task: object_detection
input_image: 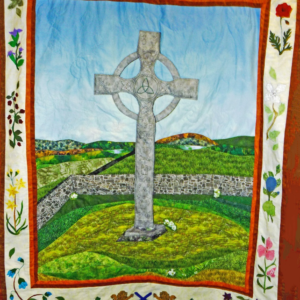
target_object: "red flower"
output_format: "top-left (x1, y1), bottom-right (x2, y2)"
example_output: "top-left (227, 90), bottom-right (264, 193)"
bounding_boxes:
top-left (9, 130), bottom-right (12, 136)
top-left (7, 101), bottom-right (12, 106)
top-left (7, 115), bottom-right (11, 120)
top-left (19, 120), bottom-right (23, 124)
top-left (15, 104), bottom-right (19, 109)
top-left (276, 3), bottom-right (292, 18)
top-left (16, 93), bottom-right (18, 97)
top-left (13, 97), bottom-right (16, 101)
top-left (20, 109), bottom-right (25, 114)
top-left (17, 142), bottom-right (21, 147)
top-left (9, 120), bottom-right (12, 125)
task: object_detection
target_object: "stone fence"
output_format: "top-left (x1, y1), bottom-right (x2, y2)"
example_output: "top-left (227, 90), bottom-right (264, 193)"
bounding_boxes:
top-left (37, 174), bottom-right (253, 229)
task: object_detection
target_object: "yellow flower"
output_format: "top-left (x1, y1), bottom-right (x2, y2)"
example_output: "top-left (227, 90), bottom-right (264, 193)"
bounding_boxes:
top-left (6, 184), bottom-right (19, 197)
top-left (6, 200), bottom-right (17, 210)
top-left (15, 170), bottom-right (20, 176)
top-left (16, 178), bottom-right (26, 190)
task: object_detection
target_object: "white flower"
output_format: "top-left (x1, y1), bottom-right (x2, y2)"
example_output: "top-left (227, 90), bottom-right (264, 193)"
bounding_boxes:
top-left (70, 192), bottom-right (78, 200)
top-left (169, 221), bottom-right (175, 226)
top-left (213, 188), bottom-right (220, 198)
top-left (164, 219), bottom-right (169, 224)
top-left (168, 269), bottom-right (176, 276)
top-left (171, 225), bottom-right (177, 231)
top-left (265, 83), bottom-right (286, 103)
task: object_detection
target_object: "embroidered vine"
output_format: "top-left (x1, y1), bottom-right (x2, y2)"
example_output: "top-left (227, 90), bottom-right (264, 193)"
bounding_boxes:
top-left (257, 236), bottom-right (277, 293)
top-left (6, 169), bottom-right (27, 235)
top-left (269, 3), bottom-right (293, 55)
top-left (6, 81), bottom-right (25, 148)
top-left (7, 248), bottom-right (65, 300)
top-left (7, 28), bottom-right (24, 70)
top-left (8, 0), bottom-right (23, 17)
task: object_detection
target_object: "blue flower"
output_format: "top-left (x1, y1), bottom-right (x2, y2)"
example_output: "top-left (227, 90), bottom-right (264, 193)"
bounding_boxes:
top-left (45, 292), bottom-right (52, 297)
top-left (9, 294), bottom-right (14, 300)
top-left (266, 177), bottom-right (277, 192)
top-left (7, 269), bottom-right (16, 278)
top-left (17, 257), bottom-right (24, 263)
top-left (19, 281), bottom-right (28, 289)
top-left (9, 28), bottom-right (23, 37)
top-left (7, 51), bottom-right (15, 57)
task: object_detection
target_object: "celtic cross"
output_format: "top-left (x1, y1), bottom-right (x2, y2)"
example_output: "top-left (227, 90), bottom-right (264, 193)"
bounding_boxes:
top-left (94, 31), bottom-right (199, 241)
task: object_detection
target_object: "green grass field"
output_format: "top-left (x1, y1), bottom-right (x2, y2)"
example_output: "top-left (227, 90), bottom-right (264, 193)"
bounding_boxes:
top-left (214, 136), bottom-right (255, 148)
top-left (38, 194), bottom-right (251, 285)
top-left (37, 157), bottom-right (113, 189)
top-left (102, 148), bottom-right (254, 177)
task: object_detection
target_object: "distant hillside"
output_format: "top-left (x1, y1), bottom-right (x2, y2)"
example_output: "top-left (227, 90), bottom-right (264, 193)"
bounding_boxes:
top-left (35, 139), bottom-right (135, 151)
top-left (156, 133), bottom-right (218, 147)
top-left (214, 136), bottom-right (255, 148)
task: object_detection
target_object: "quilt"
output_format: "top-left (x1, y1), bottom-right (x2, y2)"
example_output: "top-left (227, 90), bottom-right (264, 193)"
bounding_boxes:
top-left (0, 0), bottom-right (299, 299)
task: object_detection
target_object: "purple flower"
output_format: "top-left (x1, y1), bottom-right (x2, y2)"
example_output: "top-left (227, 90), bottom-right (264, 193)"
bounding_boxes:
top-left (223, 293), bottom-right (232, 300)
top-left (19, 47), bottom-right (23, 52)
top-left (7, 51), bottom-right (15, 57)
top-left (9, 28), bottom-right (23, 37)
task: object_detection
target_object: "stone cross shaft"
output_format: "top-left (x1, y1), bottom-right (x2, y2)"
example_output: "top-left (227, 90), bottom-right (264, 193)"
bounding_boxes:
top-left (95, 31), bottom-right (199, 240)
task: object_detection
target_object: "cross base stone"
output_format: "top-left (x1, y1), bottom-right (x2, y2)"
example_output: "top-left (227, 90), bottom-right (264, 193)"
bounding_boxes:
top-left (117, 224), bottom-right (167, 242)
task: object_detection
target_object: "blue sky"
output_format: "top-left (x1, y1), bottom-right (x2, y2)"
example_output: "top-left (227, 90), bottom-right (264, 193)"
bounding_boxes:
top-left (35, 0), bottom-right (261, 143)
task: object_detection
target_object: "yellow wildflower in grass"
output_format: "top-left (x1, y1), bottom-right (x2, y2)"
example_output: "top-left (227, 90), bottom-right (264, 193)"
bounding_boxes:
top-left (6, 200), bottom-right (17, 210)
top-left (6, 184), bottom-right (19, 197)
top-left (16, 178), bottom-right (26, 190)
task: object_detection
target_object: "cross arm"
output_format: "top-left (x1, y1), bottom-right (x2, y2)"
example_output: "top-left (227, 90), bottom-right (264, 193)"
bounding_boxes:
top-left (157, 78), bottom-right (199, 100)
top-left (94, 75), bottom-right (135, 95)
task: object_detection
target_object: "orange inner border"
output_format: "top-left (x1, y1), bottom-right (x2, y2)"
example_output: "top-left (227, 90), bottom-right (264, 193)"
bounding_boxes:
top-left (27, 0), bottom-right (268, 296)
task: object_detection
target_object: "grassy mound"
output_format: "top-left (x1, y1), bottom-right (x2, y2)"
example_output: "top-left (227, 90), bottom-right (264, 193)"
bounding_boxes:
top-left (38, 204), bottom-right (249, 268)
top-left (101, 148), bottom-right (254, 177)
top-left (214, 136), bottom-right (254, 148)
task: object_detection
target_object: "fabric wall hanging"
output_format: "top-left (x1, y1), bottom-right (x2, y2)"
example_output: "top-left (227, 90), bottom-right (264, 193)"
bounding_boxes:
top-left (0, 0), bottom-right (299, 299)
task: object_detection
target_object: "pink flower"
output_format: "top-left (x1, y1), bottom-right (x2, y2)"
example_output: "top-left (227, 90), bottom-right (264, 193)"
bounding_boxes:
top-left (267, 267), bottom-right (276, 278)
top-left (258, 237), bottom-right (275, 260)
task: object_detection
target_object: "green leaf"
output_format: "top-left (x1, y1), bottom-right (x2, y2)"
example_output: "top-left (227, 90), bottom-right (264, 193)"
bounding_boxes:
top-left (14, 130), bottom-right (22, 136)
top-left (15, 135), bottom-right (23, 142)
top-left (273, 144), bottom-right (279, 150)
top-left (8, 1), bottom-right (18, 9)
top-left (8, 41), bottom-right (16, 47)
top-left (265, 105), bottom-right (272, 114)
top-left (276, 164), bottom-right (281, 175)
top-left (278, 103), bottom-right (285, 115)
top-left (271, 192), bottom-right (279, 198)
top-left (11, 91), bottom-right (15, 96)
top-left (267, 276), bottom-right (271, 282)
top-left (268, 113), bottom-right (273, 123)
top-left (29, 298), bottom-right (37, 300)
top-left (263, 187), bottom-right (268, 195)
top-left (16, 81), bottom-right (19, 89)
top-left (95, 297), bottom-right (101, 300)
top-left (263, 201), bottom-right (276, 217)
top-left (268, 171), bottom-right (274, 177)
top-left (262, 236), bottom-right (265, 244)
top-left (17, 59), bottom-right (24, 67)
top-left (16, 7), bottom-right (21, 17)
top-left (257, 278), bottom-right (264, 288)
top-left (9, 248), bottom-right (15, 258)
top-left (258, 265), bottom-right (265, 274)
top-left (9, 109), bottom-right (14, 113)
top-left (6, 95), bottom-right (11, 99)
top-left (269, 67), bottom-right (277, 80)
top-left (263, 173), bottom-right (268, 181)
top-left (43, 296), bottom-right (47, 300)
top-left (266, 286), bottom-right (274, 290)
top-left (9, 54), bottom-right (16, 65)
top-left (17, 0), bottom-right (23, 6)
top-left (269, 31), bottom-right (281, 53)
top-left (256, 274), bottom-right (264, 277)
top-left (9, 140), bottom-right (15, 148)
top-left (269, 130), bottom-right (280, 142)
top-left (11, 32), bottom-right (19, 43)
top-left (56, 297), bottom-right (65, 300)
top-left (276, 178), bottom-right (281, 187)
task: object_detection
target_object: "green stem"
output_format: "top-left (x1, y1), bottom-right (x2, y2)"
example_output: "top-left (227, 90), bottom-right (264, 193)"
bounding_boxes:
top-left (263, 257), bottom-right (267, 293)
top-left (15, 43), bottom-right (19, 70)
top-left (280, 18), bottom-right (283, 53)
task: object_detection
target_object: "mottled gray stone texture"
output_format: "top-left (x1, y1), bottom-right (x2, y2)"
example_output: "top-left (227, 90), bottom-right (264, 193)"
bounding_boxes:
top-left (94, 30), bottom-right (199, 232)
top-left (37, 174), bottom-right (253, 230)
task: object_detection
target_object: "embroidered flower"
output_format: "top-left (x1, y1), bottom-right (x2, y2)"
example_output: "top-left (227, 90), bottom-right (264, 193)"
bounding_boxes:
top-left (7, 51), bottom-right (15, 57)
top-left (6, 184), bottom-right (19, 197)
top-left (276, 3), bottom-right (292, 18)
top-left (9, 28), bottom-right (23, 37)
top-left (258, 237), bottom-right (275, 260)
top-left (168, 269), bottom-right (176, 276)
top-left (18, 281), bottom-right (28, 289)
top-left (17, 257), bottom-right (24, 263)
top-left (7, 269), bottom-right (16, 278)
top-left (15, 178), bottom-right (26, 190)
top-left (6, 200), bottom-right (17, 210)
top-left (265, 83), bottom-right (286, 103)
top-left (222, 292), bottom-right (232, 300)
top-left (45, 292), bottom-right (52, 297)
top-left (19, 47), bottom-right (23, 52)
top-left (267, 267), bottom-right (276, 278)
top-left (266, 176), bottom-right (277, 192)
top-left (70, 192), bottom-right (78, 200)
top-left (9, 294), bottom-right (14, 300)
top-left (214, 188), bottom-right (220, 198)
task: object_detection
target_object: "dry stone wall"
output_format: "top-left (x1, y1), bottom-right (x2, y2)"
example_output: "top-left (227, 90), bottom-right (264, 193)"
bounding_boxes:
top-left (37, 174), bottom-right (253, 229)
